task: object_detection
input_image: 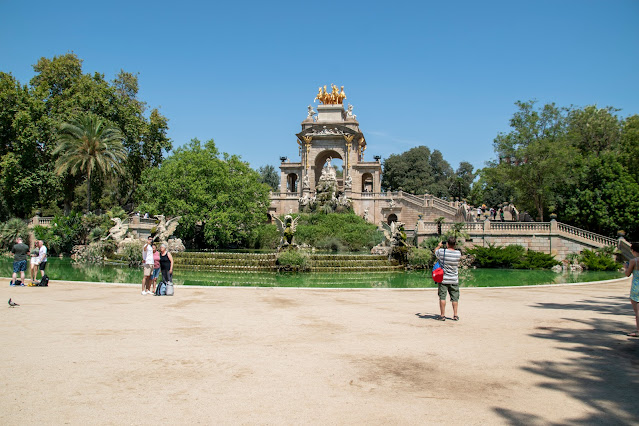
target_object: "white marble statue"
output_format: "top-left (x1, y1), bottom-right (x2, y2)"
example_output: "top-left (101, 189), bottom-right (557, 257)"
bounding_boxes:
top-left (102, 217), bottom-right (129, 243)
top-left (344, 174), bottom-right (352, 189)
top-left (302, 174), bottom-right (310, 189)
top-left (307, 105), bottom-right (316, 118)
top-left (155, 215), bottom-right (182, 243)
top-left (346, 104), bottom-right (356, 120)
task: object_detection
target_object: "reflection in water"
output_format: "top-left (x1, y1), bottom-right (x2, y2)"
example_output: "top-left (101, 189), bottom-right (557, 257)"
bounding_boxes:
top-left (1, 258), bottom-right (622, 288)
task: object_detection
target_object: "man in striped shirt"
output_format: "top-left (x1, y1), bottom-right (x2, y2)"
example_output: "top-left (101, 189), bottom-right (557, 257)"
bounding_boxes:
top-left (434, 236), bottom-right (462, 321)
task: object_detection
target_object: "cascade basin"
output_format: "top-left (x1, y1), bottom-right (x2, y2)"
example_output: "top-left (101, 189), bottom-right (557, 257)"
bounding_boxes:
top-left (1, 257), bottom-right (623, 288)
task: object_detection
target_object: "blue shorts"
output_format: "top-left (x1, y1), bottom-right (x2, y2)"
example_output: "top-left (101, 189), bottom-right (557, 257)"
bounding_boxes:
top-left (152, 268), bottom-right (160, 280)
top-left (13, 260), bottom-right (27, 273)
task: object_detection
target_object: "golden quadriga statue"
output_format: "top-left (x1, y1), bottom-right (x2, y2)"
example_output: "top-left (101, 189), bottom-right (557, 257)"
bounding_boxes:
top-left (314, 84), bottom-right (346, 105)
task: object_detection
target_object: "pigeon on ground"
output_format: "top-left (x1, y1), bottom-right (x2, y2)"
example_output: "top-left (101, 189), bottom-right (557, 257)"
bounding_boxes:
top-left (8, 298), bottom-right (19, 307)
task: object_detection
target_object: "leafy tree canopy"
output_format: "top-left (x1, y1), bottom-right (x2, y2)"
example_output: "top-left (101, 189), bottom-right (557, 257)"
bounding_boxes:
top-left (137, 139), bottom-right (271, 249)
top-left (0, 53), bottom-right (171, 219)
top-left (258, 164), bottom-right (279, 191)
top-left (382, 146), bottom-right (453, 197)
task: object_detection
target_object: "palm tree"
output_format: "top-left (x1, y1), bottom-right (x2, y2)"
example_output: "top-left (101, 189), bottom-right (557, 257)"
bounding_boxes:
top-left (434, 216), bottom-right (446, 236)
top-left (54, 115), bottom-right (126, 212)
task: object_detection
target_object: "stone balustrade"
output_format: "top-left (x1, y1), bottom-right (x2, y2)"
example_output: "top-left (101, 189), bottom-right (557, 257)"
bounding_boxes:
top-left (415, 219), bottom-right (619, 261)
top-left (30, 216), bottom-right (53, 227)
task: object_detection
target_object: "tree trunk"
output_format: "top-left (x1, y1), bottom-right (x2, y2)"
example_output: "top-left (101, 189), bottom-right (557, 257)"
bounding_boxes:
top-left (86, 173), bottom-right (92, 213)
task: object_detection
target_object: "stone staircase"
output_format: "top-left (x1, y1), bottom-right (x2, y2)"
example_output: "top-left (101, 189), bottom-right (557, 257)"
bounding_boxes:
top-left (308, 254), bottom-right (401, 272)
top-left (172, 252), bottom-right (401, 272)
top-left (172, 252), bottom-right (277, 271)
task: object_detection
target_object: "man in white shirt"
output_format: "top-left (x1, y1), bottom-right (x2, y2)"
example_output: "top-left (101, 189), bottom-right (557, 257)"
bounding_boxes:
top-left (142, 236), bottom-right (154, 295)
top-left (36, 240), bottom-right (48, 281)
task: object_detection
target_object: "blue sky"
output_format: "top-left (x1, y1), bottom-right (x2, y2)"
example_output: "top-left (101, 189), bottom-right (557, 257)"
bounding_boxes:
top-left (1, 0), bottom-right (638, 172)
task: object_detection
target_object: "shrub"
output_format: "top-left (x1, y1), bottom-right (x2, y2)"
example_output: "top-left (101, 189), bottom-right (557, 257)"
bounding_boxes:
top-left (316, 236), bottom-right (346, 252)
top-left (34, 212), bottom-right (84, 255)
top-left (420, 236), bottom-right (442, 251)
top-left (246, 224), bottom-right (280, 249)
top-left (294, 213), bottom-right (382, 251)
top-left (106, 206), bottom-right (127, 220)
top-left (113, 240), bottom-right (145, 267)
top-left (72, 240), bottom-right (118, 264)
top-left (407, 248), bottom-right (433, 269)
top-left (276, 248), bottom-right (309, 271)
top-left (466, 243), bottom-right (525, 268)
top-left (579, 248), bottom-right (620, 271)
top-left (0, 218), bottom-right (29, 250)
top-left (513, 250), bottom-right (560, 269)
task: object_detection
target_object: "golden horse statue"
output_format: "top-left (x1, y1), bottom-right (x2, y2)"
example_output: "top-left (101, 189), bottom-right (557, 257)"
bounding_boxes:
top-left (314, 84), bottom-right (347, 105)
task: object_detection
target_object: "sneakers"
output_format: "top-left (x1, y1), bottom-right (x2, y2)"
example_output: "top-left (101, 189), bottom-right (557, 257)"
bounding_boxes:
top-left (142, 291), bottom-right (147, 295)
top-left (9, 281), bottom-right (14, 286)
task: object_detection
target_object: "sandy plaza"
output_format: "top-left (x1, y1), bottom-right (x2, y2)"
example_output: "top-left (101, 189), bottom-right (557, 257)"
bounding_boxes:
top-left (1, 277), bottom-right (638, 425)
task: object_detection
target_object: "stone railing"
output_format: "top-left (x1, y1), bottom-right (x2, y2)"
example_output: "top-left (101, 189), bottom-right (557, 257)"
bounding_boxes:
top-left (556, 222), bottom-right (617, 246)
top-left (30, 216), bottom-right (54, 227)
top-left (416, 220), bottom-right (617, 249)
top-left (490, 222), bottom-right (550, 232)
top-left (270, 192), bottom-right (301, 198)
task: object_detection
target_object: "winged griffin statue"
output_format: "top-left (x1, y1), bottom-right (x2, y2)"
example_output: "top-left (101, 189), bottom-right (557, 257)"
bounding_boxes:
top-left (102, 217), bottom-right (129, 243)
top-left (274, 214), bottom-right (300, 247)
top-left (381, 221), bottom-right (407, 247)
top-left (154, 215), bottom-right (182, 242)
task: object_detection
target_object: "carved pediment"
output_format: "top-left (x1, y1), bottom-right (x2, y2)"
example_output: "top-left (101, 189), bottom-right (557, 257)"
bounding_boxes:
top-left (297, 124), bottom-right (361, 140)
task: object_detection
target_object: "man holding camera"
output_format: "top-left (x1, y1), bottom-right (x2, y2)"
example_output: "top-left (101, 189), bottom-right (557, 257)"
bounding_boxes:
top-left (434, 236), bottom-right (462, 321)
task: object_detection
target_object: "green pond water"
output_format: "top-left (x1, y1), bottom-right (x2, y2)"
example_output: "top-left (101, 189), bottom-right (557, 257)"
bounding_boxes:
top-left (1, 257), bottom-right (623, 288)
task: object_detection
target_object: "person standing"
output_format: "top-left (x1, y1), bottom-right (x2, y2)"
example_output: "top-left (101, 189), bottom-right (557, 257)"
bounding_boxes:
top-left (35, 240), bottom-right (47, 282)
top-left (434, 236), bottom-right (462, 321)
top-left (10, 237), bottom-right (29, 286)
top-left (142, 236), bottom-right (154, 295)
top-left (623, 242), bottom-right (639, 337)
top-left (151, 244), bottom-right (160, 294)
top-left (159, 243), bottom-right (174, 284)
top-left (29, 242), bottom-right (40, 285)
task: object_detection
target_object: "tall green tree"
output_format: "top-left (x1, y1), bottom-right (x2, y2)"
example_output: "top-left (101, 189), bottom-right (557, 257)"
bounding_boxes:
top-left (492, 100), bottom-right (572, 221)
top-left (258, 164), bottom-right (279, 191)
top-left (0, 53), bottom-right (171, 217)
top-left (381, 146), bottom-right (453, 197)
top-left (53, 115), bottom-right (126, 212)
top-left (137, 139), bottom-right (271, 248)
top-left (619, 114), bottom-right (639, 184)
top-left (449, 161), bottom-right (475, 200)
top-left (566, 105), bottom-right (622, 155)
top-left (557, 153), bottom-right (639, 236)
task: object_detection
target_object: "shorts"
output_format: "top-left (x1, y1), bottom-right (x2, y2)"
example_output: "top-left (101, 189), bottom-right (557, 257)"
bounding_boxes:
top-left (438, 283), bottom-right (460, 302)
top-left (13, 260), bottom-right (27, 273)
top-left (30, 257), bottom-right (40, 267)
top-left (39, 261), bottom-right (47, 271)
top-left (143, 264), bottom-right (153, 277)
top-left (152, 268), bottom-right (160, 280)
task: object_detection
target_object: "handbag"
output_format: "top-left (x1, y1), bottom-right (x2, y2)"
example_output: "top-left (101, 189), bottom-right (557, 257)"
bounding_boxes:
top-left (432, 249), bottom-right (446, 283)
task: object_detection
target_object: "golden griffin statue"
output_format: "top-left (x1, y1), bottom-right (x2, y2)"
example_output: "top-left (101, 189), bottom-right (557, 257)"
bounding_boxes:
top-left (314, 84), bottom-right (346, 105)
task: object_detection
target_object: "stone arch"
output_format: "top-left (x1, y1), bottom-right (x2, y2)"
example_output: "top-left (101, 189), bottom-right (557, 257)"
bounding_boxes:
top-left (286, 173), bottom-right (298, 192)
top-left (314, 150), bottom-right (343, 187)
top-left (361, 172), bottom-right (373, 192)
top-left (387, 214), bottom-right (398, 225)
